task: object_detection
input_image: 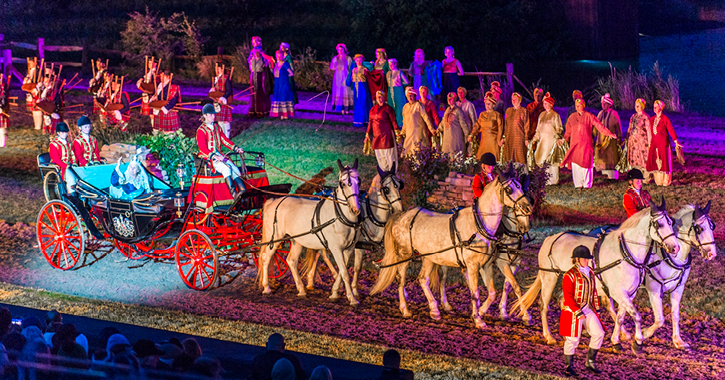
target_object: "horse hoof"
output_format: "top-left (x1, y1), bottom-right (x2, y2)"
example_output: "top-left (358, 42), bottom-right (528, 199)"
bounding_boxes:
top-left (430, 312), bottom-right (441, 321)
top-left (305, 285), bottom-right (315, 291)
top-left (349, 300), bottom-right (360, 307)
top-left (675, 341), bottom-right (690, 350)
top-left (499, 313), bottom-right (509, 320)
top-left (297, 293), bottom-right (307, 298)
top-left (353, 290), bottom-right (360, 298)
top-left (523, 316), bottom-right (533, 326)
top-left (262, 289), bottom-right (272, 295)
top-left (402, 311), bottom-right (412, 318)
top-left (329, 294), bottom-right (340, 300)
top-left (443, 304), bottom-right (453, 312)
top-left (546, 336), bottom-right (556, 345)
top-left (632, 341), bottom-right (644, 355)
top-left (612, 343), bottom-right (623, 353)
top-left (474, 319), bottom-right (486, 329)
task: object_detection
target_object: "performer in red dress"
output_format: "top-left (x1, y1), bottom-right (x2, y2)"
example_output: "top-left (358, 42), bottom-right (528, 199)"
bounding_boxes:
top-left (366, 90), bottom-right (398, 172)
top-left (471, 153), bottom-right (498, 198)
top-left (646, 100), bottom-right (681, 187)
top-left (418, 86), bottom-right (440, 147)
top-left (152, 70), bottom-right (181, 133)
top-left (210, 63), bottom-right (234, 137)
top-left (623, 169), bottom-right (652, 218)
top-left (72, 116), bottom-right (102, 167)
top-left (560, 245), bottom-right (604, 376)
top-left (197, 104), bottom-right (246, 198)
top-left (49, 122), bottom-right (78, 194)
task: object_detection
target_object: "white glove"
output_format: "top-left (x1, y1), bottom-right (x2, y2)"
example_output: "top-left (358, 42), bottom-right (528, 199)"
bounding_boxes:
top-left (219, 97), bottom-right (227, 105)
top-left (114, 110), bottom-right (122, 121)
top-left (152, 108), bottom-right (160, 116)
top-left (43, 115), bottom-right (51, 126)
top-left (51, 113), bottom-right (60, 120)
top-left (161, 106), bottom-right (169, 114)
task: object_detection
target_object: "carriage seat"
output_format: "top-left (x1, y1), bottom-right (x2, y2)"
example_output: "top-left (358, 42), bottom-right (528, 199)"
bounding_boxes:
top-left (38, 153), bottom-right (52, 166)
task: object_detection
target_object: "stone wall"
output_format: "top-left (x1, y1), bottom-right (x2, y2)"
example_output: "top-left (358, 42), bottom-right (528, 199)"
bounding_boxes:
top-left (426, 171), bottom-right (475, 210)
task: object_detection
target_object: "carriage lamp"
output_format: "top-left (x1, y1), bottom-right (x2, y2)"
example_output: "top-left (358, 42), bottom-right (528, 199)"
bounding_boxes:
top-left (176, 163), bottom-right (186, 189)
top-left (174, 192), bottom-right (185, 218)
top-left (255, 154), bottom-right (263, 167)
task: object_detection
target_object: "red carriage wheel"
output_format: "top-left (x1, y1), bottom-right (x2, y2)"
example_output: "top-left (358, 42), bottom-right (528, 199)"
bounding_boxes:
top-left (175, 229), bottom-right (219, 290)
top-left (114, 240), bottom-right (145, 260)
top-left (252, 239), bottom-right (290, 279)
top-left (36, 201), bottom-right (86, 270)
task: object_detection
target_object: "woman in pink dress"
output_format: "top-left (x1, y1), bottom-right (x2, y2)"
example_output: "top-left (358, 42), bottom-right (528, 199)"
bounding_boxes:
top-left (329, 43), bottom-right (354, 114)
top-left (626, 98), bottom-right (651, 178)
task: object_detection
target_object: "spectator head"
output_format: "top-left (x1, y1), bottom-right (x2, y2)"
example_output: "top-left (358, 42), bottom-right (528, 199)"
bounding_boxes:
top-left (2, 332), bottom-right (26, 353)
top-left (45, 310), bottom-right (62, 327)
top-left (106, 333), bottom-right (131, 360)
top-left (21, 326), bottom-right (44, 344)
top-left (266, 333), bottom-right (285, 352)
top-left (133, 339), bottom-right (164, 359)
top-left (382, 349), bottom-right (401, 369)
top-left (190, 356), bottom-right (225, 379)
top-left (309, 365), bottom-right (333, 380)
top-left (55, 323), bottom-right (80, 345)
top-left (182, 338), bottom-right (202, 360)
top-left (21, 316), bottom-right (44, 332)
top-left (21, 337), bottom-right (50, 364)
top-left (158, 342), bottom-right (183, 367)
top-left (111, 351), bottom-right (140, 376)
top-left (271, 358), bottom-right (296, 380)
top-left (0, 308), bottom-right (11, 338)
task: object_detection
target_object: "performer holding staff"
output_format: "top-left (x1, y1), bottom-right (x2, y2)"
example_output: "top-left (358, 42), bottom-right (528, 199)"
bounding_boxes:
top-left (0, 73), bottom-right (10, 147)
top-left (24, 59), bottom-right (45, 130)
top-left (137, 57), bottom-right (159, 126)
top-left (209, 61), bottom-right (233, 137)
top-left (36, 65), bottom-right (63, 135)
top-left (149, 69), bottom-right (181, 133)
top-left (107, 75), bottom-right (131, 131)
top-left (89, 60), bottom-right (108, 116)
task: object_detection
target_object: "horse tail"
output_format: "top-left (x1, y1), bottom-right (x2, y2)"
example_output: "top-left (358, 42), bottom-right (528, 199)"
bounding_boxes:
top-left (299, 248), bottom-right (318, 278)
top-left (511, 272), bottom-right (542, 318)
top-left (370, 213), bottom-right (404, 295)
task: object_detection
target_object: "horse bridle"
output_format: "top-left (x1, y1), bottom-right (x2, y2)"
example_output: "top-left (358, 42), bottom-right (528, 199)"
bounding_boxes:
top-left (379, 173), bottom-right (403, 207)
top-left (499, 178), bottom-right (531, 219)
top-left (688, 215), bottom-right (717, 258)
top-left (649, 211), bottom-right (677, 254)
top-left (337, 169), bottom-right (360, 207)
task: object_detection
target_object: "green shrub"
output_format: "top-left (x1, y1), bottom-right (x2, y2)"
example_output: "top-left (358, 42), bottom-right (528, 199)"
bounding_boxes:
top-left (134, 130), bottom-right (198, 186)
top-left (593, 62), bottom-right (682, 112)
top-left (398, 143), bottom-right (452, 209)
top-left (231, 44), bottom-right (252, 85)
top-left (499, 161), bottom-right (548, 218)
top-left (293, 47), bottom-right (333, 92)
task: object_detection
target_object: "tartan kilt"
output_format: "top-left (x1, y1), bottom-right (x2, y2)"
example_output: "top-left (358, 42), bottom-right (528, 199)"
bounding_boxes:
top-left (107, 112), bottom-right (131, 124)
top-left (140, 102), bottom-right (151, 116)
top-left (216, 104), bottom-right (232, 122)
top-left (0, 115), bottom-right (8, 129)
top-left (92, 100), bottom-right (103, 115)
top-left (26, 94), bottom-right (36, 111)
top-left (155, 111), bottom-right (180, 132)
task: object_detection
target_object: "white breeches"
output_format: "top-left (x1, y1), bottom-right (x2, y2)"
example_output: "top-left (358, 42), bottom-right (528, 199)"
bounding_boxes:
top-left (563, 307), bottom-right (605, 355)
top-left (572, 162), bottom-right (593, 188)
top-left (218, 122), bottom-right (231, 138)
top-left (213, 159), bottom-right (241, 179)
top-left (375, 147), bottom-right (398, 172)
top-left (65, 168), bottom-right (78, 191)
top-left (32, 110), bottom-right (43, 130)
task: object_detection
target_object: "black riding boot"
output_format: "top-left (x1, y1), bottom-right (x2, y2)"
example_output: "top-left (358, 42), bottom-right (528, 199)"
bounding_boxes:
top-left (225, 177), bottom-right (238, 199)
top-left (233, 177), bottom-right (246, 198)
top-left (586, 348), bottom-right (602, 374)
top-left (564, 355), bottom-right (577, 377)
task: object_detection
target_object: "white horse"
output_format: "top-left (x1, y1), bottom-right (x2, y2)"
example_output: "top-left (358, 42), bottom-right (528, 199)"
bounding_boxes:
top-left (371, 168), bottom-right (532, 329)
top-left (438, 205), bottom-right (532, 324)
top-left (257, 159), bottom-right (362, 305)
top-left (603, 202), bottom-right (717, 350)
top-left (302, 164), bottom-right (405, 298)
top-left (512, 198), bottom-right (680, 351)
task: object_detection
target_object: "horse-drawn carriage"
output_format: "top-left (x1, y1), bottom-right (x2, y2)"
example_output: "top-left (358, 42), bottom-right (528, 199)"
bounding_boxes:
top-left (36, 150), bottom-right (292, 290)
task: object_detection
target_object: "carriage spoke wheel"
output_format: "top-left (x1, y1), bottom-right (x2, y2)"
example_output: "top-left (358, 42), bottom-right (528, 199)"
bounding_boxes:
top-left (252, 240), bottom-right (290, 279)
top-left (36, 201), bottom-right (85, 270)
top-left (114, 240), bottom-right (145, 260)
top-left (175, 229), bottom-right (219, 290)
top-left (43, 172), bottom-right (63, 202)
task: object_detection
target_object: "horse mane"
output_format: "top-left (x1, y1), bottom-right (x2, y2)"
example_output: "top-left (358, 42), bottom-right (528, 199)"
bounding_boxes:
top-left (617, 208), bottom-right (649, 230)
top-left (673, 205), bottom-right (695, 220)
top-left (673, 204), bottom-right (695, 229)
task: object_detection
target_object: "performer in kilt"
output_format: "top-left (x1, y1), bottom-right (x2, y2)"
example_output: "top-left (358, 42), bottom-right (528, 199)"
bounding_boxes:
top-left (210, 62), bottom-right (233, 137)
top-left (0, 74), bottom-right (9, 147)
top-left (89, 61), bottom-right (108, 117)
top-left (38, 71), bottom-right (61, 135)
top-left (471, 153), bottom-right (498, 198)
top-left (561, 245), bottom-right (604, 376)
top-left (72, 116), bottom-right (102, 167)
top-left (24, 59), bottom-right (43, 130)
top-left (152, 70), bottom-right (181, 133)
top-left (49, 122), bottom-right (78, 194)
top-left (197, 104), bottom-right (247, 199)
top-left (137, 59), bottom-right (158, 126)
top-left (107, 79), bottom-right (131, 131)
top-left (622, 168), bottom-right (652, 218)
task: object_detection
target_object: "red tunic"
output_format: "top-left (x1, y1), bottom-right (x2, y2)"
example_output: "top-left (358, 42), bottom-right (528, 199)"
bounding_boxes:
top-left (623, 187), bottom-right (652, 218)
top-left (561, 111), bottom-right (615, 169)
top-left (646, 114), bottom-right (678, 173)
top-left (72, 134), bottom-right (101, 166)
top-left (472, 172), bottom-right (497, 198)
top-left (421, 99), bottom-right (440, 144)
top-left (212, 74), bottom-right (233, 123)
top-left (49, 138), bottom-right (76, 180)
top-left (197, 122), bottom-right (237, 160)
top-left (525, 101), bottom-right (544, 141)
top-left (154, 84), bottom-right (181, 132)
top-left (366, 104), bottom-right (398, 149)
top-left (560, 266), bottom-right (601, 338)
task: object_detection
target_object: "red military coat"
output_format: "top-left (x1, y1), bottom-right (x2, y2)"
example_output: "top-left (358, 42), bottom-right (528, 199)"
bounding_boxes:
top-left (472, 172), bottom-right (497, 198)
top-left (623, 187), bottom-right (652, 218)
top-left (197, 122), bottom-right (238, 160)
top-left (366, 104), bottom-right (398, 149)
top-left (72, 134), bottom-right (101, 166)
top-left (561, 111), bottom-right (615, 169)
top-left (49, 137), bottom-right (76, 180)
top-left (560, 266), bottom-right (601, 338)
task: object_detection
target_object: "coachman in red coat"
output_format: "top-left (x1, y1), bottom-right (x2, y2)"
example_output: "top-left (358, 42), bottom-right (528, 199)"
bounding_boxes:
top-left (72, 116), bottom-right (102, 166)
top-left (561, 245), bottom-right (605, 376)
top-left (623, 169), bottom-right (652, 218)
top-left (471, 152), bottom-right (498, 198)
top-left (197, 104), bottom-right (246, 198)
top-left (48, 122), bottom-right (79, 194)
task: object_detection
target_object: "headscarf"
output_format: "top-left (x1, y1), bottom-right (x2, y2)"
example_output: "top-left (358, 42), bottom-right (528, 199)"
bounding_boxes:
top-left (405, 87), bottom-right (417, 97)
top-left (457, 86), bottom-right (467, 96)
top-left (543, 92), bottom-right (555, 106)
top-left (335, 43), bottom-right (348, 55)
top-left (572, 90), bottom-right (583, 100)
top-left (635, 98), bottom-right (646, 109)
top-left (511, 92), bottom-right (522, 101)
top-left (279, 42), bottom-right (290, 52)
top-left (534, 88), bottom-right (544, 97)
top-left (491, 86), bottom-right (503, 96)
top-left (484, 91), bottom-right (496, 105)
top-left (490, 81), bottom-right (501, 89)
top-left (375, 48), bottom-right (387, 60)
top-left (653, 100), bottom-right (665, 109)
top-left (575, 98), bottom-right (586, 107)
top-left (601, 93), bottom-right (614, 105)
top-left (354, 54), bottom-right (364, 60)
top-left (271, 358), bottom-right (296, 380)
